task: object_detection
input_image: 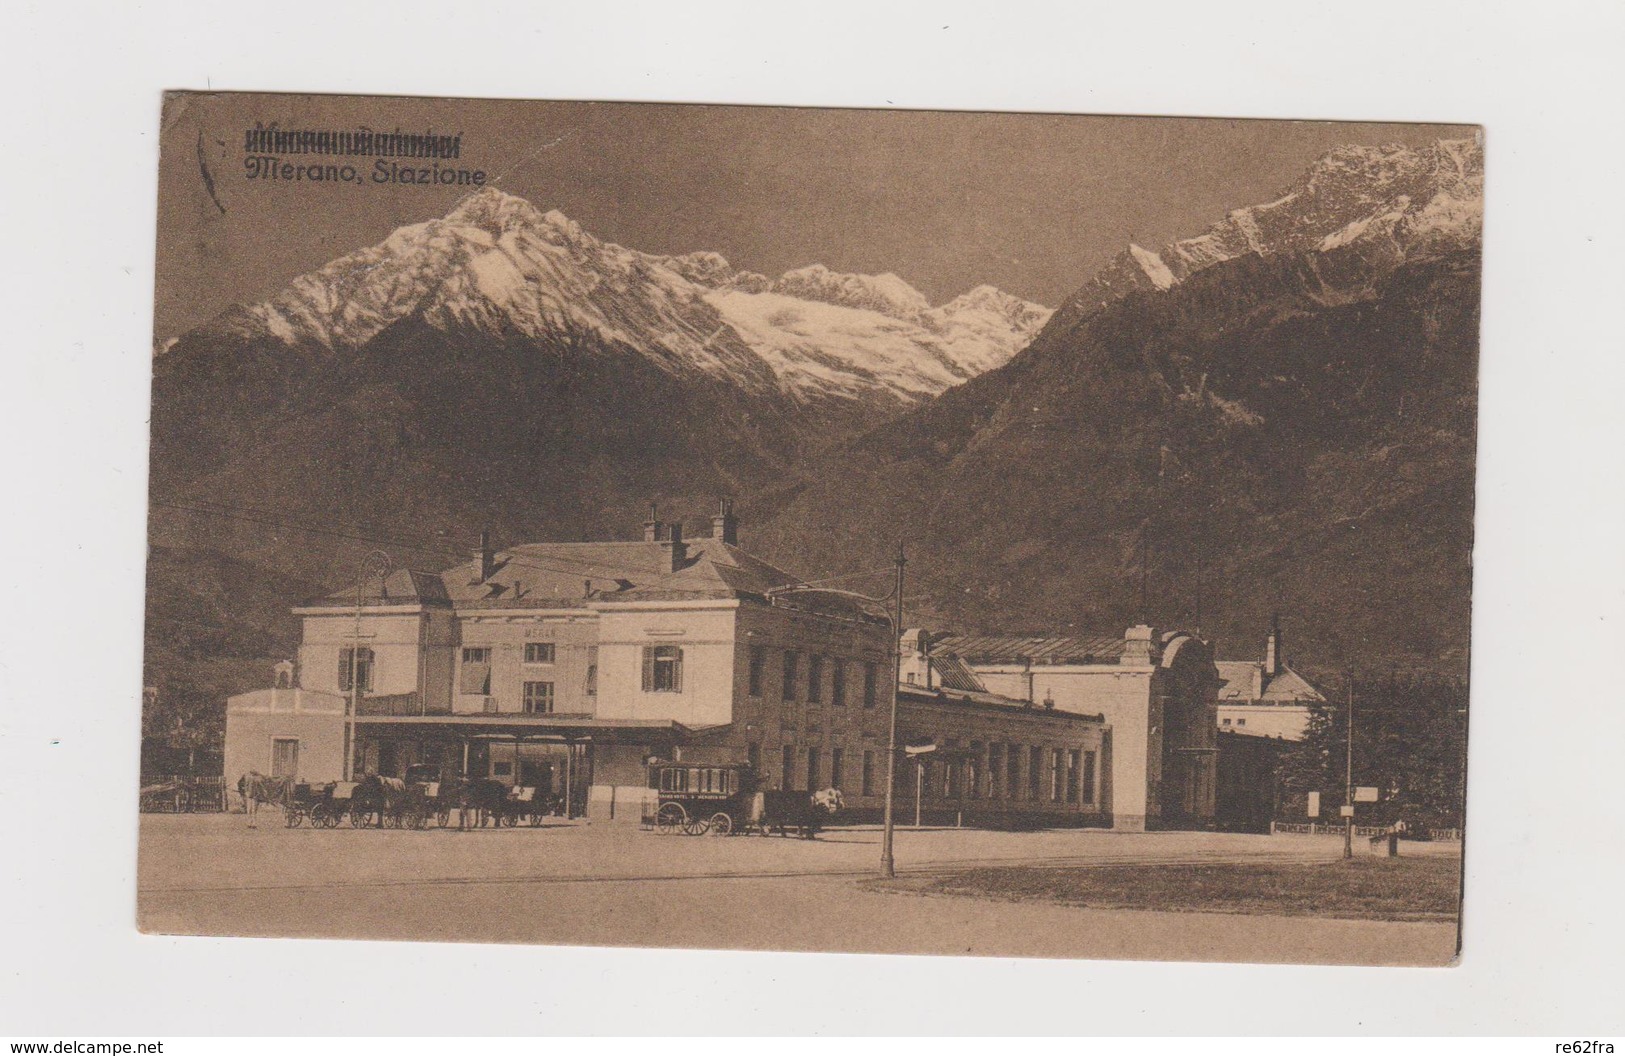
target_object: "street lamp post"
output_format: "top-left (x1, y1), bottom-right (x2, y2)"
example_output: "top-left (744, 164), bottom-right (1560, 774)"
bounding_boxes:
top-left (765, 542), bottom-right (906, 879)
top-left (345, 549), bottom-right (392, 782)
top-left (1344, 677), bottom-right (1355, 860)
top-left (880, 543), bottom-right (905, 879)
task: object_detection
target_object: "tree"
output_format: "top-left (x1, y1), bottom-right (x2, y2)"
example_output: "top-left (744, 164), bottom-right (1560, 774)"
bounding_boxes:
top-left (1279, 672), bottom-right (1469, 829)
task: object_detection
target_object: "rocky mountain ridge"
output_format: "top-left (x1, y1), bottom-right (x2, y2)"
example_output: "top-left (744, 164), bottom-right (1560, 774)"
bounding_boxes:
top-left (176, 188), bottom-right (1050, 419)
top-left (1031, 136), bottom-right (1482, 355)
top-left (747, 136), bottom-right (1483, 674)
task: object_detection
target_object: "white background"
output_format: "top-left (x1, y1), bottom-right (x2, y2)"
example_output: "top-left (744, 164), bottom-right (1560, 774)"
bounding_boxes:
top-left (2, 0), bottom-right (1622, 1037)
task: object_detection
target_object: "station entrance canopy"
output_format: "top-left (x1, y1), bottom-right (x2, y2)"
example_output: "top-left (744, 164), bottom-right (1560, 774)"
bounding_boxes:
top-left (353, 714), bottom-right (693, 746)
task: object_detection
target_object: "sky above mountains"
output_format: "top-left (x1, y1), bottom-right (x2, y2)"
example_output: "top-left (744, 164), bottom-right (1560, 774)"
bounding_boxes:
top-left (156, 93), bottom-right (1472, 338)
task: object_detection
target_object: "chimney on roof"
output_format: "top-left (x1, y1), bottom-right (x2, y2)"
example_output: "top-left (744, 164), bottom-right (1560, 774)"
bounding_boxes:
top-left (712, 498), bottom-right (739, 546)
top-left (1265, 613), bottom-right (1283, 676)
top-left (1121, 624), bottom-right (1158, 666)
top-left (643, 503), bottom-right (663, 543)
top-left (473, 528), bottom-right (497, 583)
top-left (899, 629), bottom-right (932, 687)
top-left (662, 521), bottom-right (687, 572)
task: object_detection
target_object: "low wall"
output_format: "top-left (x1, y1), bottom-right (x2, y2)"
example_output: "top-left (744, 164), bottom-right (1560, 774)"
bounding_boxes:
top-left (1271, 821), bottom-right (1462, 842)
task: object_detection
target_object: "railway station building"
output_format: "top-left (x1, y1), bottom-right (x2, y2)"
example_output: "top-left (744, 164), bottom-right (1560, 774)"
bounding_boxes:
top-left (927, 627), bottom-right (1223, 831)
top-left (223, 505), bottom-right (1109, 827)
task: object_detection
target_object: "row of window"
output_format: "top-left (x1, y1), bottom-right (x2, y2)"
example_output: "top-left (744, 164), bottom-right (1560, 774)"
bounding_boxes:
top-left (747, 647), bottom-right (879, 707)
top-left (336, 646), bottom-right (596, 704)
top-left (461, 643), bottom-right (556, 665)
top-left (462, 644), bottom-right (597, 701)
top-left (342, 642), bottom-right (885, 707)
top-left (939, 742), bottom-right (1097, 805)
top-left (747, 742), bottom-right (872, 795)
top-left (746, 742), bottom-right (1098, 805)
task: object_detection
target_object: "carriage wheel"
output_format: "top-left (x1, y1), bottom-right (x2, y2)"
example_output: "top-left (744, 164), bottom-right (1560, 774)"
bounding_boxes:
top-left (349, 808), bottom-right (367, 828)
top-left (320, 807), bottom-right (339, 829)
top-left (683, 815), bottom-right (711, 836)
top-left (383, 811), bottom-right (401, 829)
top-left (708, 812), bottom-right (733, 836)
top-left (528, 811), bottom-right (544, 827)
top-left (655, 803), bottom-right (686, 834)
top-left (408, 810), bottom-right (428, 830)
top-left (309, 805), bottom-right (327, 827)
top-left (435, 808), bottom-right (451, 828)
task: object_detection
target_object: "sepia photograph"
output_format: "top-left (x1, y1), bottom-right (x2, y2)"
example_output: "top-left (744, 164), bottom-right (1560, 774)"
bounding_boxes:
top-left (139, 93), bottom-right (1480, 967)
top-left (9, 0), bottom-right (1625, 1042)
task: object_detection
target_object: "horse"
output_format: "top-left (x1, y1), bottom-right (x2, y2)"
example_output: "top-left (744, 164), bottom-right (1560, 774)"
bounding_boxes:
top-left (756, 787), bottom-right (844, 838)
top-left (350, 774), bottom-right (409, 827)
top-left (237, 772), bottom-right (292, 828)
top-left (466, 778), bottom-right (510, 828)
top-left (442, 777), bottom-right (509, 830)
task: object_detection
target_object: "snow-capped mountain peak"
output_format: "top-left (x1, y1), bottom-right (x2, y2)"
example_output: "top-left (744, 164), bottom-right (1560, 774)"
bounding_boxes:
top-left (769, 264), bottom-right (932, 321)
top-left (442, 186), bottom-right (551, 232)
top-left (1055, 137), bottom-right (1484, 320)
top-left (181, 188), bottom-right (1050, 418)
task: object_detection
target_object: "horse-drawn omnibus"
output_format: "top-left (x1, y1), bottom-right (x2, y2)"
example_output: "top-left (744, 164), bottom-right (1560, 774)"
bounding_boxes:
top-left (643, 761), bottom-right (842, 837)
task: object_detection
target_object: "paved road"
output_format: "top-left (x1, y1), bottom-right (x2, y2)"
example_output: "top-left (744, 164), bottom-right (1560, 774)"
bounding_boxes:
top-left (137, 815), bottom-right (1460, 965)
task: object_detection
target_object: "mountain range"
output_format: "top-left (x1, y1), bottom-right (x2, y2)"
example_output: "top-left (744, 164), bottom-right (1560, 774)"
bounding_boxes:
top-left (146, 135), bottom-right (1482, 710)
top-left (164, 190), bottom-right (1049, 427)
top-left (749, 137), bottom-right (1482, 672)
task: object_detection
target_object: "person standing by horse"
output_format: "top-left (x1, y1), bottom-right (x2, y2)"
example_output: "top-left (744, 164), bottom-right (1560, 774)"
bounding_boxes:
top-left (238, 772), bottom-right (260, 828)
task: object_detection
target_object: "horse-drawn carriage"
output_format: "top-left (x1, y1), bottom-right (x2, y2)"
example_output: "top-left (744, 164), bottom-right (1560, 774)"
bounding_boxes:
top-left (496, 784), bottom-right (563, 827)
top-left (349, 775), bottom-right (435, 829)
top-left (307, 780), bottom-right (359, 827)
top-left (281, 780), bottom-right (322, 827)
top-left (402, 765), bottom-right (512, 829)
top-left (254, 778), bottom-right (356, 828)
top-left (643, 762), bottom-right (842, 837)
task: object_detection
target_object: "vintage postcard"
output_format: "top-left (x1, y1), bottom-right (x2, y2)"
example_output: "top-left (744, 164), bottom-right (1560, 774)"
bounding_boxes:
top-left (142, 93), bottom-right (1479, 965)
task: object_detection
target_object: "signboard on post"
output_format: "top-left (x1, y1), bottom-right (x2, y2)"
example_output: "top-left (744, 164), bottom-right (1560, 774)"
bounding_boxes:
top-left (1339, 805), bottom-right (1355, 818)
top-left (1354, 786), bottom-right (1380, 802)
top-left (1307, 791), bottom-right (1320, 818)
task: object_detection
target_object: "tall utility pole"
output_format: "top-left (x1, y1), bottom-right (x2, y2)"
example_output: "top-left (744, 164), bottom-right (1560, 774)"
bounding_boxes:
top-left (1344, 677), bottom-right (1356, 860)
top-left (345, 549), bottom-right (392, 782)
top-left (880, 542), bottom-right (906, 879)
top-left (1138, 517), bottom-right (1150, 622)
top-left (761, 547), bottom-right (906, 879)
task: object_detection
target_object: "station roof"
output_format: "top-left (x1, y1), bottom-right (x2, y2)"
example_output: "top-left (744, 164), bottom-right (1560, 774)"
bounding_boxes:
top-left (925, 652), bottom-right (989, 693)
top-left (306, 537), bottom-right (879, 622)
top-left (899, 682), bottom-right (1105, 725)
top-left (353, 714), bottom-right (692, 743)
top-left (932, 633), bottom-right (1128, 666)
top-left (1215, 660), bottom-right (1326, 704)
